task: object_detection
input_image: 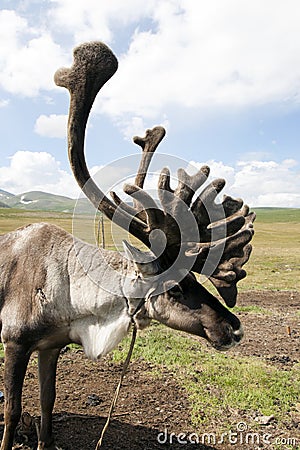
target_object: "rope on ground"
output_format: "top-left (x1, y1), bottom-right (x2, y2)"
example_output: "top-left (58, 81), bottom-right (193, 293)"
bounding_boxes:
top-left (95, 323), bottom-right (137, 449)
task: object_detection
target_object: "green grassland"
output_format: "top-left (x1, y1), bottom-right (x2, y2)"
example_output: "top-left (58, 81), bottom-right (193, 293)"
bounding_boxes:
top-left (1, 206), bottom-right (299, 291)
top-left (113, 325), bottom-right (300, 433)
top-left (242, 207), bottom-right (300, 292)
top-left (0, 208), bottom-right (73, 234)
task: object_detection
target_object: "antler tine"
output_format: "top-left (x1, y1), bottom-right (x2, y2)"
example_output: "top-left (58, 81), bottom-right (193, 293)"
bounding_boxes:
top-left (109, 126), bottom-right (166, 224)
top-left (54, 42), bottom-right (149, 246)
top-left (245, 211), bottom-right (256, 227)
top-left (133, 126), bottom-right (166, 188)
top-left (123, 183), bottom-right (165, 230)
top-left (212, 241), bottom-right (254, 307)
top-left (157, 165), bottom-right (210, 223)
top-left (222, 195), bottom-right (244, 216)
top-left (182, 165), bottom-right (255, 306)
top-left (189, 176), bottom-right (252, 242)
top-left (191, 178), bottom-right (225, 219)
top-left (174, 165), bottom-right (210, 205)
top-left (158, 167), bottom-right (173, 190)
top-left (188, 178), bottom-right (227, 243)
top-left (157, 167), bottom-right (174, 211)
top-left (186, 225), bottom-right (253, 271)
top-left (109, 191), bottom-right (146, 222)
top-left (212, 242), bottom-right (253, 285)
top-left (187, 210), bottom-right (255, 306)
top-left (131, 126), bottom-right (166, 217)
top-left (208, 215), bottom-right (246, 241)
top-left (192, 181), bottom-right (246, 222)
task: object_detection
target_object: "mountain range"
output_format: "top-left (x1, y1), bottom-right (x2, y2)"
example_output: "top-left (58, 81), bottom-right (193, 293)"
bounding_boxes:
top-left (0, 189), bottom-right (93, 213)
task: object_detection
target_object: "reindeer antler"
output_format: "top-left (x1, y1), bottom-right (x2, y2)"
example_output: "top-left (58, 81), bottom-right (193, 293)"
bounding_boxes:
top-left (121, 150), bottom-right (255, 306)
top-left (185, 186), bottom-right (255, 306)
top-left (54, 42), bottom-right (149, 245)
top-left (55, 41), bottom-right (255, 307)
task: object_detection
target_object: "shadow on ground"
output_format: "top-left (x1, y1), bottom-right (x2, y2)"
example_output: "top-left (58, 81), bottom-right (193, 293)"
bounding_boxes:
top-left (0, 413), bottom-right (216, 450)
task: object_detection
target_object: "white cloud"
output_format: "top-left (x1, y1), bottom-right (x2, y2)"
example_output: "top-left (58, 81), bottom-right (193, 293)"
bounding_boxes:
top-left (48, 0), bottom-right (156, 45)
top-left (1, 2), bottom-right (300, 208)
top-left (116, 115), bottom-right (170, 142)
top-left (0, 151), bottom-right (136, 200)
top-left (0, 99), bottom-right (9, 107)
top-left (118, 117), bottom-right (148, 142)
top-left (0, 150), bottom-right (299, 207)
top-left (34, 114), bottom-right (68, 138)
top-left (90, 156), bottom-right (300, 208)
top-left (232, 158), bottom-right (300, 207)
top-left (96, 0), bottom-right (300, 120)
top-left (0, 9), bottom-right (66, 96)
top-left (2, 1), bottom-right (300, 116)
top-left (0, 151), bottom-right (79, 198)
top-left (189, 158), bottom-right (300, 207)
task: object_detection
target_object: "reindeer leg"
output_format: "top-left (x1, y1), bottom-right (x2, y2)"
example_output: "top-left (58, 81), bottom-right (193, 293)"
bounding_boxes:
top-left (1, 342), bottom-right (30, 450)
top-left (37, 348), bottom-right (61, 450)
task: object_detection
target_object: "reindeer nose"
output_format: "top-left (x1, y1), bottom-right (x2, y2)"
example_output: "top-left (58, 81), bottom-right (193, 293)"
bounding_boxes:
top-left (233, 324), bottom-right (244, 344)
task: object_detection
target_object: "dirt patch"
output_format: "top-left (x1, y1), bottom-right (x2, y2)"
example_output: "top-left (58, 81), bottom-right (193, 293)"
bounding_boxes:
top-left (234, 290), bottom-right (300, 367)
top-left (0, 290), bottom-right (299, 450)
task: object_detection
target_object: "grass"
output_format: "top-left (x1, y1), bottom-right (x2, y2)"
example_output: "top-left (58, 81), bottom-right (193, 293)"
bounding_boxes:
top-left (112, 324), bottom-right (300, 431)
top-left (235, 208), bottom-right (300, 291)
top-left (252, 207), bottom-right (300, 223)
top-left (232, 305), bottom-right (272, 315)
top-left (0, 208), bottom-right (73, 235)
top-left (1, 206), bottom-right (299, 291)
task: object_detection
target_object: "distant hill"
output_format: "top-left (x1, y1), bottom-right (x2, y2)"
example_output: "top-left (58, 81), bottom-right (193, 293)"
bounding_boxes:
top-left (0, 190), bottom-right (93, 213)
top-left (1, 190), bottom-right (299, 216)
top-left (0, 201), bottom-right (10, 208)
top-left (0, 189), bottom-right (14, 202)
top-left (5, 191), bottom-right (76, 212)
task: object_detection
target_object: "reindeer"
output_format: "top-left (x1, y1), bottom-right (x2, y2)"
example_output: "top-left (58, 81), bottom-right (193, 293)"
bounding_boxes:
top-left (0, 42), bottom-right (255, 450)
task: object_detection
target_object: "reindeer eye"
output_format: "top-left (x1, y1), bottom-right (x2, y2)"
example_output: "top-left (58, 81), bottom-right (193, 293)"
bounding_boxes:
top-left (169, 284), bottom-right (183, 297)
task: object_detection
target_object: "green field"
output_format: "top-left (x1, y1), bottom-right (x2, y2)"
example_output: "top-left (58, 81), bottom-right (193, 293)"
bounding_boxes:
top-left (1, 206), bottom-right (299, 291)
top-left (242, 207), bottom-right (300, 292)
top-left (113, 325), bottom-right (300, 432)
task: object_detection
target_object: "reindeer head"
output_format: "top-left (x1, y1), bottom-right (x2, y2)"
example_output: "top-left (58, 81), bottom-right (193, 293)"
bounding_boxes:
top-left (55, 42), bottom-right (255, 351)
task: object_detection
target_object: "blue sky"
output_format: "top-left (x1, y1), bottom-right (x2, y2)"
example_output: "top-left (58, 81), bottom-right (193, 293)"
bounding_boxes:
top-left (0, 0), bottom-right (300, 207)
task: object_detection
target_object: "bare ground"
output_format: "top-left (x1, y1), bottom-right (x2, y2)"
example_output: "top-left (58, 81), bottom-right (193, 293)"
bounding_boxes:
top-left (0, 290), bottom-right (299, 450)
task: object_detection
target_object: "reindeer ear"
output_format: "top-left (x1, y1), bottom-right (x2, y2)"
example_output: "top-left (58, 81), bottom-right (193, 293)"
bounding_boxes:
top-left (122, 240), bottom-right (160, 277)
